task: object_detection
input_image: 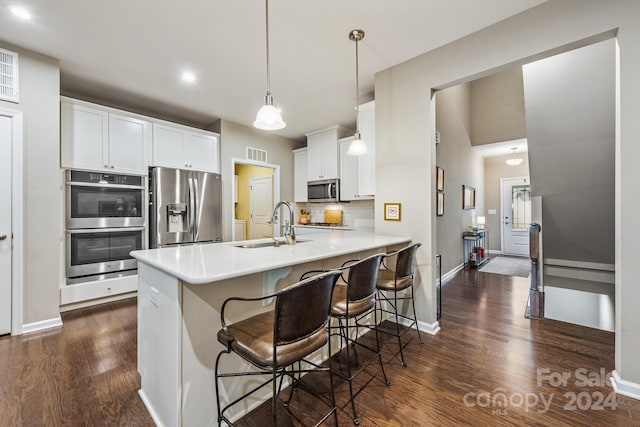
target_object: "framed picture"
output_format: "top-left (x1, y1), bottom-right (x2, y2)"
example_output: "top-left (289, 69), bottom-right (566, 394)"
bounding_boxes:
top-left (436, 166), bottom-right (444, 192)
top-left (462, 185), bottom-right (476, 210)
top-left (436, 191), bottom-right (444, 216)
top-left (384, 203), bottom-right (402, 221)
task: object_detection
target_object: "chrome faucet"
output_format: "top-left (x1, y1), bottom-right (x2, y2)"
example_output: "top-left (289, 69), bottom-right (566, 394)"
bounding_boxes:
top-left (271, 201), bottom-right (296, 245)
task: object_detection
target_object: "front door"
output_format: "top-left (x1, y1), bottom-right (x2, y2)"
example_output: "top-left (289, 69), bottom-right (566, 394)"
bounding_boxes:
top-left (250, 176), bottom-right (274, 239)
top-left (502, 177), bottom-right (531, 256)
top-left (0, 115), bottom-right (13, 335)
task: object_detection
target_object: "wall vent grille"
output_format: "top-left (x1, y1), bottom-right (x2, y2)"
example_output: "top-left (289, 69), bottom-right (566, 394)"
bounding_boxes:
top-left (246, 147), bottom-right (268, 163)
top-left (0, 48), bottom-right (19, 103)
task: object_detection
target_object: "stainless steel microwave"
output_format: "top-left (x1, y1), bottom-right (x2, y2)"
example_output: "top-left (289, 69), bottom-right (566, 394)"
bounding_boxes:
top-left (307, 179), bottom-right (339, 203)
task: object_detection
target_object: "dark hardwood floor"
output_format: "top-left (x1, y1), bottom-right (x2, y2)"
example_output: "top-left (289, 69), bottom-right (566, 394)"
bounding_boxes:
top-left (2, 267), bottom-right (640, 426)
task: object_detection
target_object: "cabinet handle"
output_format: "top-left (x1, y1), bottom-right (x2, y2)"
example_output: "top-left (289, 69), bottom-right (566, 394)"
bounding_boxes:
top-left (0, 233), bottom-right (7, 241)
top-left (104, 165), bottom-right (109, 168)
top-left (110, 165), bottom-right (114, 168)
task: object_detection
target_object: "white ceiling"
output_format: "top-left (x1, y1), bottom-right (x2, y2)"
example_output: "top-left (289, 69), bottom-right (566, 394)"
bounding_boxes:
top-left (0, 0), bottom-right (546, 141)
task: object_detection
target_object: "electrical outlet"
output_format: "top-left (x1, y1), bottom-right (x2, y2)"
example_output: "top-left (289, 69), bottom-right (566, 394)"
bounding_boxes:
top-left (150, 286), bottom-right (159, 307)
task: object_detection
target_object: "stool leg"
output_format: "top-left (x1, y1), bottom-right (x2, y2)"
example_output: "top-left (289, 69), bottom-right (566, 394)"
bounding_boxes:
top-left (374, 300), bottom-right (392, 387)
top-left (410, 285), bottom-right (424, 346)
top-left (214, 351), bottom-right (228, 427)
top-left (272, 369), bottom-right (278, 426)
top-left (393, 288), bottom-right (408, 367)
top-left (344, 321), bottom-right (360, 425)
top-left (327, 331), bottom-right (339, 427)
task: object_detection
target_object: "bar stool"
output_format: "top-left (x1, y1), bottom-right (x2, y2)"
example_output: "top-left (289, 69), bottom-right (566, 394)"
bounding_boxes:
top-left (376, 243), bottom-right (423, 367)
top-left (304, 252), bottom-right (391, 425)
top-left (214, 270), bottom-right (342, 427)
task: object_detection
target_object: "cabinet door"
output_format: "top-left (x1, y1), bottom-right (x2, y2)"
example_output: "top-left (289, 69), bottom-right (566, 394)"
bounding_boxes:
top-left (357, 101), bottom-right (375, 197)
top-left (152, 124), bottom-right (187, 169)
top-left (321, 131), bottom-right (339, 179)
top-left (61, 101), bottom-right (108, 170)
top-left (293, 149), bottom-right (308, 202)
top-left (339, 139), bottom-right (358, 201)
top-left (307, 133), bottom-right (324, 180)
top-left (187, 132), bottom-right (219, 173)
top-left (109, 114), bottom-right (151, 174)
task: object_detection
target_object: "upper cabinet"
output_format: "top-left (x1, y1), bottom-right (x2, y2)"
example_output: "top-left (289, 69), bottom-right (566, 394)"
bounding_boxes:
top-left (152, 123), bottom-right (219, 173)
top-left (339, 101), bottom-right (375, 200)
top-left (61, 97), bottom-right (221, 175)
top-left (305, 125), bottom-right (351, 181)
top-left (61, 100), bottom-right (151, 174)
top-left (293, 148), bottom-right (308, 202)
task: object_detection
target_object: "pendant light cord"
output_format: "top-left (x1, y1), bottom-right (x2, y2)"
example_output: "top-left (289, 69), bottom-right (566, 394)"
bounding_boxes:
top-left (354, 33), bottom-right (360, 133)
top-left (265, 0), bottom-right (271, 97)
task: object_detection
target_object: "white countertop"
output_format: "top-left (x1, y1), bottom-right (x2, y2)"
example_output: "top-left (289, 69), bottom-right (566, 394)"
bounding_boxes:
top-left (293, 224), bottom-right (355, 231)
top-left (131, 231), bottom-right (410, 285)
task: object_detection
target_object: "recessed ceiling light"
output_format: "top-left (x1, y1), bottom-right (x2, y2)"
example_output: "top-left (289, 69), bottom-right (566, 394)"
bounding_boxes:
top-left (181, 71), bottom-right (196, 84)
top-left (10, 5), bottom-right (32, 20)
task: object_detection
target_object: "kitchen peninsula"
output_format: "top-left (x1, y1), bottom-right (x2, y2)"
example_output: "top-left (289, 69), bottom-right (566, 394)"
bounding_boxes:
top-left (131, 231), bottom-right (411, 426)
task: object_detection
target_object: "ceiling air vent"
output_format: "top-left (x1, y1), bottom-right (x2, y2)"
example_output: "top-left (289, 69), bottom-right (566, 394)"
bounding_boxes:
top-left (0, 48), bottom-right (19, 103)
top-left (246, 147), bottom-right (268, 163)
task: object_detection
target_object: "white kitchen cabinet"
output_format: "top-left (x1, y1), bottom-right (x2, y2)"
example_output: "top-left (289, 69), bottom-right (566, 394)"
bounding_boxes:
top-left (339, 102), bottom-right (376, 201)
top-left (61, 99), bottom-right (152, 174)
top-left (293, 148), bottom-right (308, 202)
top-left (305, 125), bottom-right (351, 181)
top-left (234, 219), bottom-right (247, 241)
top-left (152, 123), bottom-right (220, 173)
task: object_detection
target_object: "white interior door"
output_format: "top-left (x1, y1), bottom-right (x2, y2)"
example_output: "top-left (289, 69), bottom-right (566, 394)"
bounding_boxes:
top-left (250, 176), bottom-right (274, 239)
top-left (0, 115), bottom-right (12, 335)
top-left (502, 177), bottom-right (531, 256)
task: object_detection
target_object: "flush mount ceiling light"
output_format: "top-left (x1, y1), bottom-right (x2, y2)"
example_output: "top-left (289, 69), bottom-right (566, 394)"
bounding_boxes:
top-left (346, 29), bottom-right (368, 156)
top-left (181, 71), bottom-right (196, 84)
top-left (253, 0), bottom-right (285, 131)
top-left (505, 147), bottom-right (524, 166)
top-left (10, 5), bottom-right (32, 20)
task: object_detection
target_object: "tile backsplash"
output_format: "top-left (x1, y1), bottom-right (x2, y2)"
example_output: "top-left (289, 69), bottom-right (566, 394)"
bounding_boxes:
top-left (293, 200), bottom-right (374, 229)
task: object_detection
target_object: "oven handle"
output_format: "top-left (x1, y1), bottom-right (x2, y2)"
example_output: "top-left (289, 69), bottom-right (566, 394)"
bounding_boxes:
top-left (66, 181), bottom-right (145, 190)
top-left (67, 227), bottom-right (145, 234)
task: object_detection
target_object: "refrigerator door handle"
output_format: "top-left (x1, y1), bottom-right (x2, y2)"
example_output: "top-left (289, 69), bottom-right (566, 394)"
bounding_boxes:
top-left (188, 176), bottom-right (196, 238)
top-left (193, 176), bottom-right (199, 238)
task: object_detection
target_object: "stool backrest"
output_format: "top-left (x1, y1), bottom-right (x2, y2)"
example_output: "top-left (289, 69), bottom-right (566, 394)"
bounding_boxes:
top-left (395, 243), bottom-right (422, 279)
top-left (275, 270), bottom-right (342, 345)
top-left (346, 253), bottom-right (384, 302)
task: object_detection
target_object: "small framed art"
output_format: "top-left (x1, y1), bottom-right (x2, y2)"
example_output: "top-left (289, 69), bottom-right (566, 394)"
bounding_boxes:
top-left (384, 203), bottom-right (402, 221)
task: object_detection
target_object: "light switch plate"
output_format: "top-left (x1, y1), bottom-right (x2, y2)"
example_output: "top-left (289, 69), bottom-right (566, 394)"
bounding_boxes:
top-left (488, 209), bottom-right (497, 215)
top-left (150, 286), bottom-right (159, 307)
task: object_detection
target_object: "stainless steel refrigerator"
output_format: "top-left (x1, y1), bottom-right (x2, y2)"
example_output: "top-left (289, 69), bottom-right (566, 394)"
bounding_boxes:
top-left (149, 167), bottom-right (222, 248)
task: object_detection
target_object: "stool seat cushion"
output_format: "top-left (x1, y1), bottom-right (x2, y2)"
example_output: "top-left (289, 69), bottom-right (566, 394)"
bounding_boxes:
top-left (217, 311), bottom-right (328, 369)
top-left (376, 269), bottom-right (412, 291)
top-left (330, 283), bottom-right (375, 318)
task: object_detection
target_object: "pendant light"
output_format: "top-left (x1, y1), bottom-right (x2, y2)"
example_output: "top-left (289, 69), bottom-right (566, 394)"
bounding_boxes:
top-left (505, 147), bottom-right (524, 166)
top-left (347, 29), bottom-right (368, 156)
top-left (253, 0), bottom-right (286, 130)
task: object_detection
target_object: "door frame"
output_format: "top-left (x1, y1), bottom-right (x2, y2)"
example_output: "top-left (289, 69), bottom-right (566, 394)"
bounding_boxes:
top-left (1, 108), bottom-right (24, 335)
top-left (499, 176), bottom-right (530, 256)
top-left (230, 158), bottom-right (280, 240)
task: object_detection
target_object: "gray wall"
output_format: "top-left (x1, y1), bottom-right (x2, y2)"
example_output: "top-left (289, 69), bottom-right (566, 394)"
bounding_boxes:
top-left (0, 42), bottom-right (61, 324)
top-left (374, 0), bottom-right (640, 388)
top-left (435, 84), bottom-right (485, 274)
top-left (471, 67), bottom-right (527, 145)
top-left (214, 120), bottom-right (303, 242)
top-left (523, 39), bottom-right (615, 264)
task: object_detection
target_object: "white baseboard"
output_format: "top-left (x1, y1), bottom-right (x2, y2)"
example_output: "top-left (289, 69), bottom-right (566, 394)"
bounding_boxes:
top-left (612, 370), bottom-right (640, 401)
top-left (22, 316), bottom-right (63, 334)
top-left (138, 389), bottom-right (165, 427)
top-left (488, 250), bottom-right (503, 255)
top-left (438, 263), bottom-right (464, 285)
top-left (397, 316), bottom-right (440, 335)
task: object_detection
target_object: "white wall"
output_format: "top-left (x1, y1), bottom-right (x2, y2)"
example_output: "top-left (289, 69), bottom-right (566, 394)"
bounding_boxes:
top-left (213, 120), bottom-right (303, 241)
top-left (0, 42), bottom-right (61, 325)
top-left (374, 0), bottom-right (640, 391)
top-left (435, 83), bottom-right (485, 274)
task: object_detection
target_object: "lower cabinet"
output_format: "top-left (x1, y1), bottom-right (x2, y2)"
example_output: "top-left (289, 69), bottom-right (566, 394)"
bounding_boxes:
top-left (234, 219), bottom-right (247, 241)
top-left (60, 275), bottom-right (138, 308)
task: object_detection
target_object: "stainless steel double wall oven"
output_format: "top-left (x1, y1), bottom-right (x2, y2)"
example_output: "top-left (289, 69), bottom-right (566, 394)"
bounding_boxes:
top-left (66, 170), bottom-right (146, 284)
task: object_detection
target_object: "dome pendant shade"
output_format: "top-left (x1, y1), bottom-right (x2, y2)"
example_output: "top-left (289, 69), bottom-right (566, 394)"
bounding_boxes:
top-left (505, 147), bottom-right (524, 166)
top-left (254, 0), bottom-right (285, 131)
top-left (254, 94), bottom-right (286, 130)
top-left (347, 132), bottom-right (369, 155)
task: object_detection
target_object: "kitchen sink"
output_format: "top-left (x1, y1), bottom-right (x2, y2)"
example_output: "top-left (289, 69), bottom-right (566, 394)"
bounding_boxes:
top-left (234, 239), bottom-right (309, 249)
